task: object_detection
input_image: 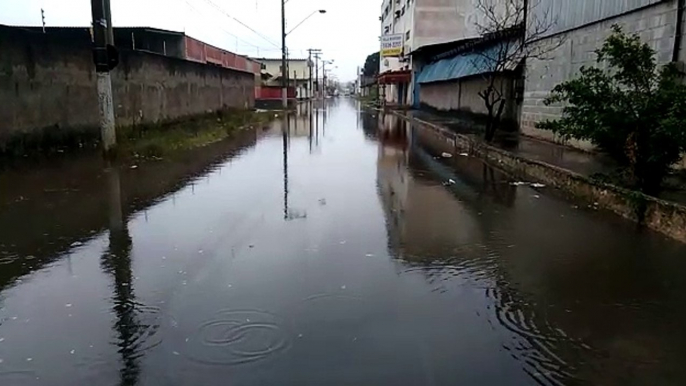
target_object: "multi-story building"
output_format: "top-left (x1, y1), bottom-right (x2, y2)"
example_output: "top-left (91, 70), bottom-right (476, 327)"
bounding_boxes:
top-left (251, 58), bottom-right (312, 100)
top-left (378, 0), bottom-right (477, 106)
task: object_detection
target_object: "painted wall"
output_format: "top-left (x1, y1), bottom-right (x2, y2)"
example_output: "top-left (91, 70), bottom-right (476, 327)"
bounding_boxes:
top-left (256, 59), bottom-right (310, 81)
top-left (529, 0), bottom-right (667, 38)
top-left (419, 75), bottom-right (517, 119)
top-left (413, 0), bottom-right (480, 49)
top-left (521, 0), bottom-right (684, 151)
top-left (0, 26), bottom-right (255, 146)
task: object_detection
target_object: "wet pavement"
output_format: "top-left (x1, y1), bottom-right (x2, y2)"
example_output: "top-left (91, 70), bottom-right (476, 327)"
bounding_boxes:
top-left (408, 109), bottom-right (619, 177)
top-left (2, 100), bottom-right (686, 385)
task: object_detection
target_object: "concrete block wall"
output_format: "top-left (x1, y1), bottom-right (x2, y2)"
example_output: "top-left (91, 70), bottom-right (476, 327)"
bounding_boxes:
top-left (0, 26), bottom-right (254, 146)
top-left (521, 0), bottom-right (683, 151)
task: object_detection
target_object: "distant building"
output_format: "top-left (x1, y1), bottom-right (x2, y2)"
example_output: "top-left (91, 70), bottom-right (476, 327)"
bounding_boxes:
top-left (251, 58), bottom-right (312, 100)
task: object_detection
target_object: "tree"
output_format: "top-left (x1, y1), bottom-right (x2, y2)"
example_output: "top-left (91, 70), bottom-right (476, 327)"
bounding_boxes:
top-left (538, 25), bottom-right (686, 195)
top-left (363, 51), bottom-right (380, 77)
top-left (471, 0), bottom-right (561, 142)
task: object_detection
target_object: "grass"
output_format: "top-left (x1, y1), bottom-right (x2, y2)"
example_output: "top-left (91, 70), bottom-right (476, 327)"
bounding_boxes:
top-left (117, 109), bottom-right (278, 160)
top-left (0, 109), bottom-right (280, 166)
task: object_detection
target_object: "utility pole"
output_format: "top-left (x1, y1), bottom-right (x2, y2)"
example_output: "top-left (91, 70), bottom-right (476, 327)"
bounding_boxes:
top-left (90, 0), bottom-right (118, 153)
top-left (314, 53), bottom-right (321, 99)
top-left (307, 48), bottom-right (312, 100)
top-left (322, 61), bottom-right (327, 98)
top-left (307, 49), bottom-right (321, 100)
top-left (281, 0), bottom-right (288, 109)
top-left (41, 9), bottom-right (46, 33)
top-left (103, 0), bottom-right (114, 44)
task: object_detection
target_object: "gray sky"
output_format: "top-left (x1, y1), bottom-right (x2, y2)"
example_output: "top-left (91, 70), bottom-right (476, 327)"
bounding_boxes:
top-left (0, 0), bottom-right (380, 81)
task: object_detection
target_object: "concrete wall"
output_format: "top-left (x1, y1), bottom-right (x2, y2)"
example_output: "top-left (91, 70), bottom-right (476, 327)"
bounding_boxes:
top-left (420, 75), bottom-right (517, 119)
top-left (396, 110), bottom-right (686, 243)
top-left (521, 0), bottom-right (684, 150)
top-left (0, 26), bottom-right (255, 145)
top-left (414, 0), bottom-right (480, 49)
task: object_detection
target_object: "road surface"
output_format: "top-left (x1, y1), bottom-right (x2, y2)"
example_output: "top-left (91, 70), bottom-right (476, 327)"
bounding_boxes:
top-left (1, 99), bottom-right (686, 385)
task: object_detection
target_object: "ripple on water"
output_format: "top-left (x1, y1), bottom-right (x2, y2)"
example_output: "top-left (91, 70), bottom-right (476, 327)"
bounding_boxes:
top-left (0, 255), bottom-right (18, 265)
top-left (488, 288), bottom-right (580, 385)
top-left (108, 300), bottom-right (163, 357)
top-left (188, 309), bottom-right (291, 366)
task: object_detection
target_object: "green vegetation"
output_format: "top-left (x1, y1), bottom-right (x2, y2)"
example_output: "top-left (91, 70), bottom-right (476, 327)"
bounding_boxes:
top-left (538, 25), bottom-right (686, 195)
top-left (362, 51), bottom-right (380, 78)
top-left (0, 109), bottom-right (278, 164)
top-left (118, 109), bottom-right (276, 159)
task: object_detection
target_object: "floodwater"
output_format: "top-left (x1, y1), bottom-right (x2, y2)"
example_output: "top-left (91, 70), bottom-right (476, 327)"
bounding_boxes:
top-left (1, 100), bottom-right (686, 386)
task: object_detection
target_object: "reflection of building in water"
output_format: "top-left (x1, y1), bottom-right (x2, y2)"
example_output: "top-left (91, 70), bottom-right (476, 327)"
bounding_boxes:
top-left (376, 115), bottom-right (478, 259)
top-left (267, 103), bottom-right (315, 138)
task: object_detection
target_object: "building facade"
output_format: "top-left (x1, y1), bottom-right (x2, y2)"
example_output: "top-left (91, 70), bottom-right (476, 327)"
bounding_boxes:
top-left (522, 0), bottom-right (686, 151)
top-left (251, 58), bottom-right (312, 100)
top-left (378, 0), bottom-right (479, 106)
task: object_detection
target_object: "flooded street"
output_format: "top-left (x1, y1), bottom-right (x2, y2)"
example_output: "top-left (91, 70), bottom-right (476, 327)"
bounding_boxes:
top-left (2, 100), bottom-right (686, 385)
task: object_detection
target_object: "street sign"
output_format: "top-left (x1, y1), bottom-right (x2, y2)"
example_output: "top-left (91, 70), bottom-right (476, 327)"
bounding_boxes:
top-left (381, 34), bottom-right (403, 57)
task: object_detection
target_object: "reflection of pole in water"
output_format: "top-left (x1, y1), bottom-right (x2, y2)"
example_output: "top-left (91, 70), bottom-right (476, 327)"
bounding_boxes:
top-left (308, 101), bottom-right (314, 153)
top-left (315, 105), bottom-right (320, 147)
top-left (323, 103), bottom-right (328, 136)
top-left (282, 115), bottom-right (290, 220)
top-left (101, 165), bottom-right (141, 386)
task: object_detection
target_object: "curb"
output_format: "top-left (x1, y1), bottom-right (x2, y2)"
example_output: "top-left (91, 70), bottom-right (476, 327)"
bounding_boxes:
top-left (392, 111), bottom-right (686, 244)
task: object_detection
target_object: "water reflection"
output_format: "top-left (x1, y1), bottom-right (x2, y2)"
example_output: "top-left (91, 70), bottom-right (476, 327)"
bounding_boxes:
top-left (2, 104), bottom-right (686, 385)
top-left (0, 128), bottom-right (261, 385)
top-left (372, 110), bottom-right (686, 385)
top-left (100, 166), bottom-right (142, 386)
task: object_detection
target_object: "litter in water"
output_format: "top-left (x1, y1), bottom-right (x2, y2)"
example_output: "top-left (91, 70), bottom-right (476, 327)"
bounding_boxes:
top-left (441, 152), bottom-right (453, 158)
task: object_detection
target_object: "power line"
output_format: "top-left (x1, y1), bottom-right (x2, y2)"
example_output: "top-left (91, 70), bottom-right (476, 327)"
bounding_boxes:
top-left (178, 0), bottom-right (273, 54)
top-left (195, 0), bottom-right (281, 49)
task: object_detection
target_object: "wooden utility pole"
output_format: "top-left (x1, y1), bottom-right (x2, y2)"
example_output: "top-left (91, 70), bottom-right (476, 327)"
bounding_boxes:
top-left (90, 0), bottom-right (118, 153)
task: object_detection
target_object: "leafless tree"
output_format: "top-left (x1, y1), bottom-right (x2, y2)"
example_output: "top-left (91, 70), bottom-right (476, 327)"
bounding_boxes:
top-left (470, 0), bottom-right (562, 142)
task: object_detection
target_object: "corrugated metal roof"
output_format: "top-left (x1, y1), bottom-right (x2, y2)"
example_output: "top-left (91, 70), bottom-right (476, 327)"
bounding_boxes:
top-left (416, 41), bottom-right (517, 84)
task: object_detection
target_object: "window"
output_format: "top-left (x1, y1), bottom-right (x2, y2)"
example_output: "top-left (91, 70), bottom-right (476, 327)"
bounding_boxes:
top-left (406, 30), bottom-right (410, 41)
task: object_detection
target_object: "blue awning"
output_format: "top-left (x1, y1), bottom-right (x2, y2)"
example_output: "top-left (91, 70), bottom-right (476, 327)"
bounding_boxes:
top-left (416, 41), bottom-right (517, 84)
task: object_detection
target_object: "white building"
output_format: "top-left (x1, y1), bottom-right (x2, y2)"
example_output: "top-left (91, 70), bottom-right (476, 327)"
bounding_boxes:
top-left (378, 0), bottom-right (478, 105)
top-left (251, 58), bottom-right (312, 99)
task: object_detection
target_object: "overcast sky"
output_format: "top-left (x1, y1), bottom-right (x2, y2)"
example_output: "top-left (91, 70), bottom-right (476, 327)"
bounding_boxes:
top-left (0, 0), bottom-right (380, 81)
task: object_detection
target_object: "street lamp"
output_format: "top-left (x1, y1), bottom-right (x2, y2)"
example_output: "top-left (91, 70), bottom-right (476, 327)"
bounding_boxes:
top-left (287, 10), bottom-right (326, 36)
top-left (321, 60), bottom-right (334, 98)
top-left (282, 7), bottom-right (326, 108)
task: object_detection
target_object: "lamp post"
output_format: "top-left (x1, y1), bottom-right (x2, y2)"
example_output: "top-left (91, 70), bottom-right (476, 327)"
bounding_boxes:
top-left (321, 60), bottom-right (334, 98)
top-left (282, 8), bottom-right (326, 109)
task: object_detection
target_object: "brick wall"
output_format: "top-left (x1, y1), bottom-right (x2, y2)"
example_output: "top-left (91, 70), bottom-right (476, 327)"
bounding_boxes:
top-left (521, 0), bottom-right (683, 151)
top-left (0, 26), bottom-right (255, 146)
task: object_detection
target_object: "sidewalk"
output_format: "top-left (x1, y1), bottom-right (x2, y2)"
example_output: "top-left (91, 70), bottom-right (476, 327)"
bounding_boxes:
top-left (404, 109), bottom-right (686, 205)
